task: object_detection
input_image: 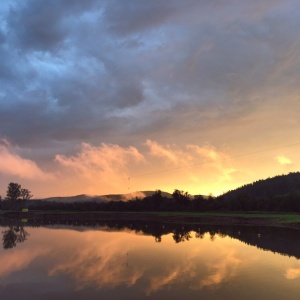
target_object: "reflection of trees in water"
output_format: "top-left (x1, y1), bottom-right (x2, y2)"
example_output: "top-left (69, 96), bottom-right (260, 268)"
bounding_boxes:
top-left (89, 220), bottom-right (300, 260)
top-left (2, 226), bottom-right (30, 249)
top-left (195, 232), bottom-right (205, 239)
top-left (2, 219), bottom-right (300, 259)
top-left (173, 228), bottom-right (192, 243)
top-left (172, 225), bottom-right (300, 260)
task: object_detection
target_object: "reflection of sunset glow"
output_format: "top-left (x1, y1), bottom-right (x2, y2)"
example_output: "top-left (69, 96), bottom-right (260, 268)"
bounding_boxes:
top-left (0, 248), bottom-right (49, 277)
top-left (48, 231), bottom-right (144, 289)
top-left (198, 250), bottom-right (241, 288)
top-left (1, 227), bottom-right (300, 298)
top-left (60, 231), bottom-right (247, 294)
top-left (0, 138), bottom-right (300, 197)
top-left (147, 269), bottom-right (180, 295)
top-left (285, 268), bottom-right (300, 280)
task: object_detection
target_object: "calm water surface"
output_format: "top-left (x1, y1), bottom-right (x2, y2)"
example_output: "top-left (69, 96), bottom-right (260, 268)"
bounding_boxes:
top-left (1, 223), bottom-right (300, 300)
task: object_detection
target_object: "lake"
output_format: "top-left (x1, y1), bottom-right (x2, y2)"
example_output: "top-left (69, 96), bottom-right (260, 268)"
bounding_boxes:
top-left (1, 221), bottom-right (300, 299)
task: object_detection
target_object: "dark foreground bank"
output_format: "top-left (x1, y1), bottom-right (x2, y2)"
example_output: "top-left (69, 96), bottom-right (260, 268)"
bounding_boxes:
top-left (1, 211), bottom-right (300, 229)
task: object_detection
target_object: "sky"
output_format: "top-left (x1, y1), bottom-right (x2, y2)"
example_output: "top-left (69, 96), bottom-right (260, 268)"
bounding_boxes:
top-left (1, 0), bottom-right (300, 198)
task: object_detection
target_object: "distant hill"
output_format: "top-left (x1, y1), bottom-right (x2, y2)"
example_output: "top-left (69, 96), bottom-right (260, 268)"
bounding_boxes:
top-left (3, 174), bottom-right (300, 212)
top-left (34, 173), bottom-right (300, 213)
top-left (42, 194), bottom-right (103, 203)
top-left (222, 172), bottom-right (300, 200)
top-left (41, 191), bottom-right (172, 203)
top-left (99, 191), bottom-right (172, 202)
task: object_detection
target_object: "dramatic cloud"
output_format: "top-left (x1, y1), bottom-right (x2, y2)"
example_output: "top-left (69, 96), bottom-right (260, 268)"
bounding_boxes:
top-left (1, 0), bottom-right (300, 196)
top-left (145, 139), bottom-right (194, 166)
top-left (54, 142), bottom-right (144, 195)
top-left (51, 140), bottom-right (234, 196)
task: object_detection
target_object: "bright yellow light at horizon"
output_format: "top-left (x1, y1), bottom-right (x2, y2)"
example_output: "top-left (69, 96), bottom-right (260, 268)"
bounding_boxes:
top-left (1, 138), bottom-right (300, 198)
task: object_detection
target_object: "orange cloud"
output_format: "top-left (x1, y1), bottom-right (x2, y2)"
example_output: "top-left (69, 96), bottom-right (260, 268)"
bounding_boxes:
top-left (145, 139), bottom-right (193, 166)
top-left (146, 140), bottom-right (234, 169)
top-left (55, 142), bottom-right (145, 195)
top-left (0, 144), bottom-right (53, 180)
top-left (0, 139), bottom-right (240, 197)
top-left (285, 268), bottom-right (300, 280)
top-left (188, 144), bottom-right (237, 182)
top-left (187, 144), bottom-right (223, 161)
top-left (145, 140), bottom-right (237, 188)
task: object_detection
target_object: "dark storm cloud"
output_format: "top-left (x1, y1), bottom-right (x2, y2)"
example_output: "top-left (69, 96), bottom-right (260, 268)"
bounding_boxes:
top-left (7, 0), bottom-right (100, 51)
top-left (103, 0), bottom-right (187, 36)
top-left (1, 0), bottom-right (300, 158)
top-left (0, 29), bottom-right (5, 44)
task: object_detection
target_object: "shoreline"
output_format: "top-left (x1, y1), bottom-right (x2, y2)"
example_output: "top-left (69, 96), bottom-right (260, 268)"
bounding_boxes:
top-left (1, 211), bottom-right (300, 229)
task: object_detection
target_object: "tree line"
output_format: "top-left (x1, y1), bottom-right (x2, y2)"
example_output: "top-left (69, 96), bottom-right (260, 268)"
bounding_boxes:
top-left (1, 172), bottom-right (300, 212)
top-left (1, 188), bottom-right (300, 213)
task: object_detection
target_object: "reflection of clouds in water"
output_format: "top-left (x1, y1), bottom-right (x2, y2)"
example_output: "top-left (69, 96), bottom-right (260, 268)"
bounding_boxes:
top-left (285, 268), bottom-right (300, 280)
top-left (0, 248), bottom-right (49, 277)
top-left (1, 227), bottom-right (289, 297)
top-left (143, 233), bottom-right (247, 295)
top-left (197, 250), bottom-right (241, 289)
top-left (46, 231), bottom-right (247, 294)
top-left (147, 268), bottom-right (181, 295)
top-left (146, 239), bottom-right (204, 295)
top-left (48, 231), bottom-right (144, 289)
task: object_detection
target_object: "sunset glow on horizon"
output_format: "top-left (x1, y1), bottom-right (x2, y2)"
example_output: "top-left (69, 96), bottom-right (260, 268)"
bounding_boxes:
top-left (1, 0), bottom-right (300, 198)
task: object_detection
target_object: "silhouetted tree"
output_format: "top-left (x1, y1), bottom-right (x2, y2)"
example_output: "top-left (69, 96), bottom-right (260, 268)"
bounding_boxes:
top-left (172, 189), bottom-right (191, 208)
top-left (6, 182), bottom-right (21, 201)
top-left (20, 188), bottom-right (33, 200)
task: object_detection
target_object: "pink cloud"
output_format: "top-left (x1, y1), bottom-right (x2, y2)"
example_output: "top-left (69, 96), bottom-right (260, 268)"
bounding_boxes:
top-left (55, 142), bottom-right (145, 194)
top-left (0, 144), bottom-right (52, 180)
top-left (0, 248), bottom-right (49, 277)
top-left (145, 139), bottom-right (193, 166)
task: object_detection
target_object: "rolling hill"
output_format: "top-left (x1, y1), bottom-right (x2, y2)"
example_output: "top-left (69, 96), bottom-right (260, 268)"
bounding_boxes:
top-left (41, 191), bottom-right (172, 203)
top-left (222, 172), bottom-right (300, 200)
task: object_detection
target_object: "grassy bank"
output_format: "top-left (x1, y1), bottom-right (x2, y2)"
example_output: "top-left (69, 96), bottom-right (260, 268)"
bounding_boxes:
top-left (157, 211), bottom-right (300, 223)
top-left (1, 210), bottom-right (300, 228)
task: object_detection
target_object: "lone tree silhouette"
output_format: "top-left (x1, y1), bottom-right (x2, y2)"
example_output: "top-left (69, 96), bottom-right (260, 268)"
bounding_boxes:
top-left (20, 188), bottom-right (33, 200)
top-left (6, 182), bottom-right (21, 201)
top-left (6, 182), bottom-right (33, 201)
